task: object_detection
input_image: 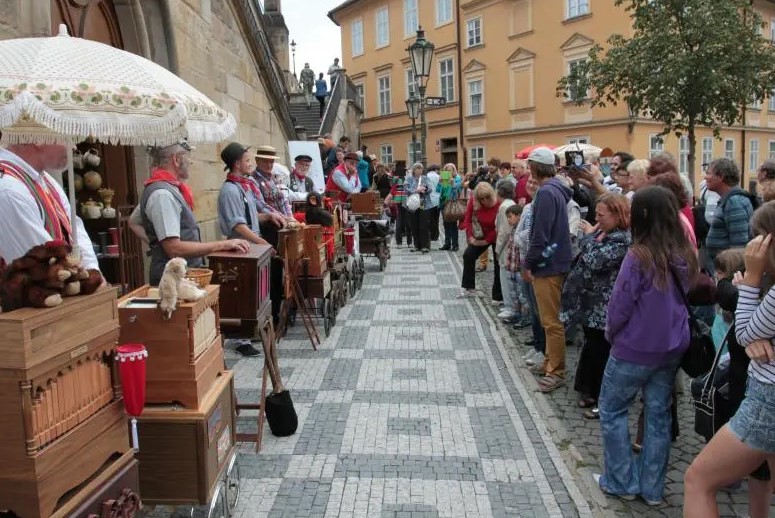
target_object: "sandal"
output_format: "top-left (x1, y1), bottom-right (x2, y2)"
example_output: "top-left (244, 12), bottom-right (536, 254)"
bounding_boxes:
top-left (578, 397), bottom-right (597, 409)
top-left (583, 406), bottom-right (600, 420)
top-left (537, 375), bottom-right (566, 393)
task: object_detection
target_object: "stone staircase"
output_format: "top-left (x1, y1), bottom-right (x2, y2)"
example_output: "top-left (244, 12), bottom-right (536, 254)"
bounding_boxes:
top-left (289, 99), bottom-right (324, 136)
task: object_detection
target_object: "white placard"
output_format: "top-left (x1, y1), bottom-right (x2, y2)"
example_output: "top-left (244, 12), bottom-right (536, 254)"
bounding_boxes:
top-left (288, 140), bottom-right (324, 193)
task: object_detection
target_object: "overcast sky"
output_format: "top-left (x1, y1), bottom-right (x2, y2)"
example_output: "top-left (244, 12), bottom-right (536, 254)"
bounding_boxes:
top-left (277, 0), bottom-right (343, 80)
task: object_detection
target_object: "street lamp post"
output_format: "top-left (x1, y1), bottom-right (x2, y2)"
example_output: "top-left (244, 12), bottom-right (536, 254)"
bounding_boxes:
top-left (290, 39), bottom-right (297, 77)
top-left (408, 27), bottom-right (435, 168)
top-left (406, 95), bottom-right (420, 164)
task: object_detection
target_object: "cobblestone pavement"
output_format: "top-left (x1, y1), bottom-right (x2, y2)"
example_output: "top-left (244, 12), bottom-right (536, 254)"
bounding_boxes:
top-left (468, 250), bottom-right (775, 518)
top-left (224, 243), bottom-right (596, 517)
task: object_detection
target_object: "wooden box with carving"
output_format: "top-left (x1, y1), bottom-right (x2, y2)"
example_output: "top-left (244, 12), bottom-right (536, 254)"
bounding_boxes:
top-left (350, 191), bottom-right (381, 216)
top-left (208, 243), bottom-right (273, 337)
top-left (0, 289), bottom-right (131, 518)
top-left (135, 371), bottom-right (236, 506)
top-left (117, 285), bottom-right (222, 408)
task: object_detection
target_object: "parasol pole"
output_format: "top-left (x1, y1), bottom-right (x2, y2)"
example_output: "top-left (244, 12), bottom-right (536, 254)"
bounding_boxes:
top-left (66, 145), bottom-right (78, 245)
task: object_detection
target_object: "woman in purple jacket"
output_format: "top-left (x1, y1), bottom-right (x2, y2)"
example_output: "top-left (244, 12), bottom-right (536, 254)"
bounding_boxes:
top-left (595, 186), bottom-right (698, 506)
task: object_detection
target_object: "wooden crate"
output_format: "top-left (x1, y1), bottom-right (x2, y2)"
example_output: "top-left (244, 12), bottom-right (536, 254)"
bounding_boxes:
top-left (300, 271), bottom-right (332, 299)
top-left (208, 243), bottom-right (273, 337)
top-left (118, 284), bottom-right (220, 365)
top-left (278, 227), bottom-right (304, 262)
top-left (0, 291), bottom-right (131, 518)
top-left (136, 371), bottom-right (236, 506)
top-left (350, 191), bottom-right (381, 215)
top-left (0, 287), bottom-right (119, 370)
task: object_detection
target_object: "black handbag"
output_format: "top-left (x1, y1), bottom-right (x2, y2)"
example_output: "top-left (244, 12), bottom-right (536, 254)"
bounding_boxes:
top-left (670, 267), bottom-right (716, 378)
top-left (263, 341), bottom-right (298, 437)
top-left (690, 328), bottom-right (733, 441)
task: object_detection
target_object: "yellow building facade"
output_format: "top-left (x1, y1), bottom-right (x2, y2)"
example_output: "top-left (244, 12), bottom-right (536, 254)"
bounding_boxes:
top-left (329, 0), bottom-right (775, 189)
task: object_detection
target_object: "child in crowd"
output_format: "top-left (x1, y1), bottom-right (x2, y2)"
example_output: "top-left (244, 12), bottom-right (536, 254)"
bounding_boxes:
top-left (504, 204), bottom-right (530, 325)
top-left (711, 248), bottom-right (746, 352)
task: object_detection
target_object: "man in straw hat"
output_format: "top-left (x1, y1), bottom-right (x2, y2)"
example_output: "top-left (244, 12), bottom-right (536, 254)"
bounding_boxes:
top-left (130, 140), bottom-right (249, 285)
top-left (325, 151), bottom-right (361, 202)
top-left (0, 143), bottom-right (101, 275)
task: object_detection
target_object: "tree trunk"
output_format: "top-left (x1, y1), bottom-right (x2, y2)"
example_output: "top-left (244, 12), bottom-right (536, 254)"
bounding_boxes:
top-left (687, 124), bottom-right (697, 196)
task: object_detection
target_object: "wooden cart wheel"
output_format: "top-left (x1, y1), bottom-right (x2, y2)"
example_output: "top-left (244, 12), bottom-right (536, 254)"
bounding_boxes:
top-left (341, 278), bottom-right (349, 305)
top-left (377, 244), bottom-right (386, 272)
top-left (323, 298), bottom-right (332, 337)
top-left (224, 452), bottom-right (241, 515)
top-left (359, 255), bottom-right (365, 274)
top-left (348, 277), bottom-right (356, 298)
top-left (191, 481), bottom-right (227, 518)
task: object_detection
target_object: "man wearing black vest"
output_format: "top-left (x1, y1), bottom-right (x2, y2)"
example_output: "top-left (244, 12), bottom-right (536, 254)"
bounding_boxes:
top-left (288, 154), bottom-right (316, 203)
top-left (132, 141), bottom-right (249, 285)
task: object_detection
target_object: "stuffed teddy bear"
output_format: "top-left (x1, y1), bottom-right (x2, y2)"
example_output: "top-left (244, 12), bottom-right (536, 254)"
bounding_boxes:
top-left (157, 258), bottom-right (207, 319)
top-left (0, 241), bottom-right (102, 312)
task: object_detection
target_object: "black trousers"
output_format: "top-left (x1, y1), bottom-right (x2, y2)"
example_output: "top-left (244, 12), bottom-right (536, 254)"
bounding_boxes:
top-left (428, 207), bottom-right (440, 241)
top-left (574, 327), bottom-right (611, 400)
top-left (443, 220), bottom-right (459, 248)
top-left (408, 208), bottom-right (431, 250)
top-left (316, 95), bottom-right (326, 118)
top-left (396, 205), bottom-right (412, 246)
top-left (262, 224), bottom-right (285, 323)
top-left (462, 242), bottom-right (500, 301)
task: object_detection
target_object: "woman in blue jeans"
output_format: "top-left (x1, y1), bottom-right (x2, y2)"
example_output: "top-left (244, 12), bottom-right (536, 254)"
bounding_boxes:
top-left (596, 186), bottom-right (698, 506)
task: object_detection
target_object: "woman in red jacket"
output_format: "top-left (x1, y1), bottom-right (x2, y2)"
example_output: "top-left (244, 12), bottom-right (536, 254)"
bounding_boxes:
top-left (460, 182), bottom-right (501, 297)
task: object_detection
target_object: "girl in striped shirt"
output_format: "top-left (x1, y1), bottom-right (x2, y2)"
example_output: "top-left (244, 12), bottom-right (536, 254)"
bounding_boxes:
top-left (684, 201), bottom-right (775, 518)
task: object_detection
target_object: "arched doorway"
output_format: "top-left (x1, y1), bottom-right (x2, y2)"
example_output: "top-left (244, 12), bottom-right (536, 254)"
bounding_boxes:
top-left (51, 0), bottom-right (143, 291)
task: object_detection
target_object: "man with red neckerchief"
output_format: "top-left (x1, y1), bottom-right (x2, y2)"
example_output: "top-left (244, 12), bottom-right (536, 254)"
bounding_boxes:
top-left (288, 154), bottom-right (315, 203)
top-left (325, 151), bottom-right (361, 202)
top-left (130, 141), bottom-right (249, 285)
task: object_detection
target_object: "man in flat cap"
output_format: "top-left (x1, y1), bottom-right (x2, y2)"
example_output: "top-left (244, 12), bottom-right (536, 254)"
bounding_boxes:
top-left (325, 151), bottom-right (361, 202)
top-left (288, 154), bottom-right (316, 203)
top-left (130, 140), bottom-right (250, 285)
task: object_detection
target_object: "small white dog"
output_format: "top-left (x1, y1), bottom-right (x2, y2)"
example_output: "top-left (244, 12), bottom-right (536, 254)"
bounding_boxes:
top-left (158, 258), bottom-right (206, 319)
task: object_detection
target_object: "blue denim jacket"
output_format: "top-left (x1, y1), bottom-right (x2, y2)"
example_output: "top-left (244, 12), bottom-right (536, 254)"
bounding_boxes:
top-left (403, 174), bottom-right (431, 208)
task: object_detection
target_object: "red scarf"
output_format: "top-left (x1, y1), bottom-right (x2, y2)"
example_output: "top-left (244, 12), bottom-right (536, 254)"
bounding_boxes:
top-left (144, 168), bottom-right (194, 209)
top-left (226, 172), bottom-right (263, 200)
top-left (293, 170), bottom-right (306, 182)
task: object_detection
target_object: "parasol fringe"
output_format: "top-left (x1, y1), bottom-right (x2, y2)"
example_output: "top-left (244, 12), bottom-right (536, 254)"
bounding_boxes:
top-left (0, 91), bottom-right (235, 146)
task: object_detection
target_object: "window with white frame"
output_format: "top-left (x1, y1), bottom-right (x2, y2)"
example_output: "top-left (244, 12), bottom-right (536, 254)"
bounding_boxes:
top-left (769, 90), bottom-right (775, 111)
top-left (351, 19), bottom-right (364, 56)
top-left (380, 144), bottom-right (394, 165)
top-left (407, 141), bottom-right (421, 163)
top-left (405, 68), bottom-right (417, 99)
top-left (649, 135), bottom-right (664, 158)
top-left (750, 139), bottom-right (760, 171)
top-left (436, 0), bottom-right (453, 25)
top-left (702, 137), bottom-right (713, 166)
top-left (354, 83), bottom-right (365, 114)
top-left (567, 59), bottom-right (587, 101)
top-left (769, 140), bottom-right (775, 160)
top-left (404, 0), bottom-right (418, 37)
top-left (466, 18), bottom-right (482, 47)
top-left (679, 136), bottom-right (689, 174)
top-left (378, 75), bottom-right (391, 116)
top-left (439, 58), bottom-right (455, 102)
top-left (770, 19), bottom-right (775, 41)
top-left (376, 7), bottom-right (389, 47)
top-left (751, 94), bottom-right (762, 110)
top-left (470, 147), bottom-right (486, 171)
top-left (468, 79), bottom-right (483, 115)
top-left (567, 0), bottom-right (589, 18)
top-left (724, 139), bottom-right (735, 160)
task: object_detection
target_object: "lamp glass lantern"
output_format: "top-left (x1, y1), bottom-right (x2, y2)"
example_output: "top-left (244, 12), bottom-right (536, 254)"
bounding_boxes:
top-left (408, 27), bottom-right (435, 88)
top-left (405, 95), bottom-right (420, 120)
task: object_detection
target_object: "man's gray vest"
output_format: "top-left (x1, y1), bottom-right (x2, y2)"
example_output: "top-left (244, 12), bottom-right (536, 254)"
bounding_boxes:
top-left (140, 181), bottom-right (204, 285)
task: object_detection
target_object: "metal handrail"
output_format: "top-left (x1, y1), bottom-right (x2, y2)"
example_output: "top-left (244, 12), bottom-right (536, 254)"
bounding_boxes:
top-left (319, 73), bottom-right (343, 134)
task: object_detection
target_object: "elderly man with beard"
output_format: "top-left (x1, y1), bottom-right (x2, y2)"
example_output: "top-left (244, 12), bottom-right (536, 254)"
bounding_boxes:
top-left (0, 143), bottom-right (101, 275)
top-left (130, 141), bottom-right (250, 285)
top-left (288, 154), bottom-right (316, 203)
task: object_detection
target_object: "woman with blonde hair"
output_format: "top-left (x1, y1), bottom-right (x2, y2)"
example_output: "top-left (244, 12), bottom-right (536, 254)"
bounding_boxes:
top-left (626, 159), bottom-right (650, 200)
top-left (439, 163), bottom-right (462, 251)
top-left (460, 182), bottom-right (501, 297)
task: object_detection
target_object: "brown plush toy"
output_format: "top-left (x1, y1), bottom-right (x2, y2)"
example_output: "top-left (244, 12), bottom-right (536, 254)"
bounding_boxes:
top-left (0, 241), bottom-right (102, 312)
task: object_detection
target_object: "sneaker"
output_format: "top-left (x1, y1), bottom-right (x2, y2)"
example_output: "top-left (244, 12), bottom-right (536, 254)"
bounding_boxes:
top-left (456, 289), bottom-right (478, 299)
top-left (642, 498), bottom-right (662, 507)
top-left (525, 351), bottom-right (544, 366)
top-left (439, 245), bottom-right (451, 251)
top-left (421, 248), bottom-right (430, 254)
top-left (235, 341), bottom-right (261, 357)
top-left (491, 300), bottom-right (503, 307)
top-left (592, 474), bottom-right (637, 501)
top-left (497, 310), bottom-right (516, 319)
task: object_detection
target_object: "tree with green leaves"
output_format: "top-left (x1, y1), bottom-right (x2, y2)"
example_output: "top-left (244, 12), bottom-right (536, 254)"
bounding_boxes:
top-left (558, 0), bottom-right (775, 185)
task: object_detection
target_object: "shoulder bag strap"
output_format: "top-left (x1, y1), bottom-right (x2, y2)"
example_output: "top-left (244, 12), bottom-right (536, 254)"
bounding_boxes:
top-left (668, 266), bottom-right (701, 335)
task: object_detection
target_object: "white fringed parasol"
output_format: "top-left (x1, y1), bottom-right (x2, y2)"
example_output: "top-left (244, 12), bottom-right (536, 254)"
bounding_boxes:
top-left (0, 24), bottom-right (237, 225)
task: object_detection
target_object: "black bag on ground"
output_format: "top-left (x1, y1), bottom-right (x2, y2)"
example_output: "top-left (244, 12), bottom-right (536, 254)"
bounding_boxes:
top-left (670, 267), bottom-right (716, 378)
top-left (265, 390), bottom-right (298, 437)
top-left (691, 329), bottom-right (733, 441)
